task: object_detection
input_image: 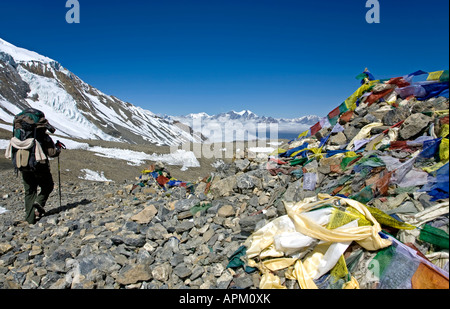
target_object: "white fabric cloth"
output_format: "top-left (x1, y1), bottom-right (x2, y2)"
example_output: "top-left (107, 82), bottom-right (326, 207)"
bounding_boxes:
top-left (4, 137), bottom-right (47, 161)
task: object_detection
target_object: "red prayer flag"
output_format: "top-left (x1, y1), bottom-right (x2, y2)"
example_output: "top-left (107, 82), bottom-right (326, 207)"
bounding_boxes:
top-left (310, 122), bottom-right (322, 136)
top-left (328, 106), bottom-right (340, 119)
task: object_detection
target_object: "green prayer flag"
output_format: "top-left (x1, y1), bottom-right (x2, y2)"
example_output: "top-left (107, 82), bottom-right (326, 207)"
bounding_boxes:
top-left (419, 224), bottom-right (449, 249)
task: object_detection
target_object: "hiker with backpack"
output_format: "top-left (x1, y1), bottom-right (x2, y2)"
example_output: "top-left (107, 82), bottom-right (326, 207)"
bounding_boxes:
top-left (5, 108), bottom-right (64, 225)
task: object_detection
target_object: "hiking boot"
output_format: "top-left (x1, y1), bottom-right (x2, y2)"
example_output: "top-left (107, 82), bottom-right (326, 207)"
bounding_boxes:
top-left (33, 203), bottom-right (46, 218)
top-left (13, 220), bottom-right (30, 227)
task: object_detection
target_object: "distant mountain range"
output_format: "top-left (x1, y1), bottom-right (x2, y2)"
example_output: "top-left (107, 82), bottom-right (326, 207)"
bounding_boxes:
top-left (174, 110), bottom-right (318, 124)
top-left (165, 110), bottom-right (319, 142)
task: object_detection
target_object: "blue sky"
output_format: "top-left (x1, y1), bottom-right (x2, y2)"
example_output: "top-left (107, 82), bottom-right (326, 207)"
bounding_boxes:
top-left (0, 0), bottom-right (448, 118)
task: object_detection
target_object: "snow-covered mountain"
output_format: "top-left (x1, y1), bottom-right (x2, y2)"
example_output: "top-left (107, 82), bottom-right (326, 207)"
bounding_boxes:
top-left (174, 110), bottom-right (318, 124)
top-left (0, 38), bottom-right (205, 146)
top-left (165, 110), bottom-right (319, 142)
top-left (214, 110), bottom-right (261, 121)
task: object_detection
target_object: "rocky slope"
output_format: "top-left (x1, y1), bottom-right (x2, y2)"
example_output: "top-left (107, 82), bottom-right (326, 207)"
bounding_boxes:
top-left (0, 162), bottom-right (266, 289)
top-left (1, 71), bottom-right (449, 290)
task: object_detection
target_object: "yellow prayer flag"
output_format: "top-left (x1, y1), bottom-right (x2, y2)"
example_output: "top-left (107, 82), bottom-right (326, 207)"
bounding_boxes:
top-left (344, 80), bottom-right (378, 111)
top-left (298, 129), bottom-right (309, 139)
top-left (427, 70), bottom-right (444, 81)
top-left (269, 148), bottom-right (287, 156)
top-left (439, 138), bottom-right (449, 162)
top-left (439, 124), bottom-right (449, 138)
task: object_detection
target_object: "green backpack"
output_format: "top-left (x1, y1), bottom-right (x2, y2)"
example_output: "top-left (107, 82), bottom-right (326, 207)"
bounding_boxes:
top-left (11, 108), bottom-right (56, 172)
top-left (13, 108), bottom-right (55, 140)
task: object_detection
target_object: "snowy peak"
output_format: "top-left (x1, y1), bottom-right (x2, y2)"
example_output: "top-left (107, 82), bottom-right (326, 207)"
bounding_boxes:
top-left (233, 109), bottom-right (256, 117)
top-left (0, 37), bottom-right (204, 146)
top-left (235, 109), bottom-right (253, 115)
top-left (184, 112), bottom-right (210, 119)
top-left (278, 114), bottom-right (320, 124)
top-left (0, 38), bottom-right (55, 65)
top-left (224, 110), bottom-right (258, 120)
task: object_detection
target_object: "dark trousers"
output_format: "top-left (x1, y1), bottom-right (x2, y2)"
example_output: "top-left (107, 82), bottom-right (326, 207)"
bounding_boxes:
top-left (21, 168), bottom-right (54, 224)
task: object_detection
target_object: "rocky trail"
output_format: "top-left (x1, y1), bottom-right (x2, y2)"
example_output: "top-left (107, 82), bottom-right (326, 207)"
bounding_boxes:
top-left (0, 165), bottom-right (262, 289)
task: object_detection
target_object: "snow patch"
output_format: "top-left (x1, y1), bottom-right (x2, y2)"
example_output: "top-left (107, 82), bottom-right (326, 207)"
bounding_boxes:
top-left (86, 146), bottom-right (200, 170)
top-left (54, 137), bottom-right (89, 150)
top-left (150, 149), bottom-right (201, 171)
top-left (1, 137), bottom-right (200, 171)
top-left (248, 147), bottom-right (275, 153)
top-left (88, 146), bottom-right (152, 166)
top-left (79, 169), bottom-right (112, 182)
top-left (267, 141), bottom-right (283, 146)
top-left (0, 139), bottom-right (10, 149)
top-left (0, 100), bottom-right (22, 122)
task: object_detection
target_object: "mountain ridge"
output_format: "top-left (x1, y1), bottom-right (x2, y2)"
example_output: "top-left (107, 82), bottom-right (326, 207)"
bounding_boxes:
top-left (0, 38), bottom-right (204, 146)
top-left (171, 110), bottom-right (319, 124)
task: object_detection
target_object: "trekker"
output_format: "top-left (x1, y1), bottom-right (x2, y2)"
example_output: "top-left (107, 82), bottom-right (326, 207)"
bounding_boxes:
top-left (21, 130), bottom-right (62, 224)
top-left (5, 108), bottom-right (63, 224)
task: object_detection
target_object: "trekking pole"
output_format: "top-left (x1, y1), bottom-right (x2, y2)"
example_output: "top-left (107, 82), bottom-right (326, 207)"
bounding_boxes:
top-left (58, 156), bottom-right (62, 208)
top-left (56, 141), bottom-right (66, 208)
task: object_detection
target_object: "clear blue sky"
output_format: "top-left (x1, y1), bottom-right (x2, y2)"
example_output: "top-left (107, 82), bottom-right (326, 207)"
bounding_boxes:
top-left (0, 0), bottom-right (448, 118)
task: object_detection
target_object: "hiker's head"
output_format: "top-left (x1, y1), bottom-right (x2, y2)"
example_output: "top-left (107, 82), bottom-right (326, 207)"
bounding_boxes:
top-left (37, 119), bottom-right (56, 134)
